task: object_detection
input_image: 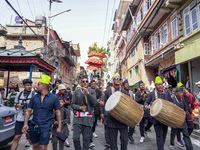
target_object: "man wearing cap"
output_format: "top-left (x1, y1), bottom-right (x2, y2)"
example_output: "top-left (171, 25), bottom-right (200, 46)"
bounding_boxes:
top-left (71, 75), bottom-right (97, 150)
top-left (135, 81), bottom-right (152, 143)
top-left (122, 79), bottom-right (135, 144)
top-left (169, 87), bottom-right (193, 150)
top-left (145, 76), bottom-right (172, 150)
top-left (195, 81), bottom-right (200, 132)
top-left (22, 75), bottom-right (61, 150)
top-left (102, 73), bottom-right (129, 150)
top-left (11, 79), bottom-right (34, 150)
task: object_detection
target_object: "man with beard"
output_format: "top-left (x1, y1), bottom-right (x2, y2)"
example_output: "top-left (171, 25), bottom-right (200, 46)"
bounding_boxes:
top-left (135, 81), bottom-right (152, 143)
top-left (102, 73), bottom-right (129, 150)
top-left (22, 75), bottom-right (61, 150)
top-left (145, 76), bottom-right (172, 150)
top-left (122, 80), bottom-right (135, 144)
top-left (71, 75), bottom-right (97, 150)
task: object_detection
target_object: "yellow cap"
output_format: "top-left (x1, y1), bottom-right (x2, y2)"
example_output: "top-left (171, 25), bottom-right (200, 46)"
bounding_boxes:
top-left (177, 82), bottom-right (183, 87)
top-left (113, 73), bottom-right (120, 79)
top-left (39, 74), bottom-right (51, 84)
top-left (155, 76), bottom-right (163, 84)
top-left (77, 84), bottom-right (81, 88)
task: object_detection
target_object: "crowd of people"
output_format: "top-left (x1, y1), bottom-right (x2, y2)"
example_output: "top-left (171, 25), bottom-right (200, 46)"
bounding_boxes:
top-left (0, 73), bottom-right (200, 150)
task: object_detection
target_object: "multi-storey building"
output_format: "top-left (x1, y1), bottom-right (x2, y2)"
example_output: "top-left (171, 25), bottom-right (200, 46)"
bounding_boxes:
top-left (111, 0), bottom-right (183, 91)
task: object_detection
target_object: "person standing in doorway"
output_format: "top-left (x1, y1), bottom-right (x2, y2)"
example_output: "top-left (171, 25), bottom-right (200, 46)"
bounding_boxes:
top-left (22, 75), bottom-right (61, 150)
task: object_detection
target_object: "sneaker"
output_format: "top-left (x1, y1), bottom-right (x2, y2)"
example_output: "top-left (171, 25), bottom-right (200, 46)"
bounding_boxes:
top-left (176, 140), bottom-right (184, 147)
top-left (93, 132), bottom-right (98, 138)
top-left (140, 136), bottom-right (145, 143)
top-left (169, 145), bottom-right (174, 149)
top-left (25, 140), bottom-right (30, 147)
top-left (89, 142), bottom-right (95, 148)
top-left (128, 136), bottom-right (134, 144)
top-left (104, 143), bottom-right (110, 147)
top-left (65, 140), bottom-right (70, 147)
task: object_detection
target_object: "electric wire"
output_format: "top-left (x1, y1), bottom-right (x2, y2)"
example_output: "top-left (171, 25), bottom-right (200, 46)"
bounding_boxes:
top-left (26, 0), bottom-right (34, 20)
top-left (16, 0), bottom-right (22, 16)
top-left (5, 0), bottom-right (50, 50)
top-left (106, 0), bottom-right (116, 44)
top-left (31, 0), bottom-right (36, 17)
top-left (102, 0), bottom-right (110, 47)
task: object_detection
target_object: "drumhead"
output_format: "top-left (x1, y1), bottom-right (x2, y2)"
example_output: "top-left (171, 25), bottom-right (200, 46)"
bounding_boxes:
top-left (105, 91), bottom-right (121, 112)
top-left (150, 99), bottom-right (163, 117)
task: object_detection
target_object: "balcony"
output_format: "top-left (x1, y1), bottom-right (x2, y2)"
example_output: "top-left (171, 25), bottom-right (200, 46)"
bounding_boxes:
top-left (63, 54), bottom-right (75, 66)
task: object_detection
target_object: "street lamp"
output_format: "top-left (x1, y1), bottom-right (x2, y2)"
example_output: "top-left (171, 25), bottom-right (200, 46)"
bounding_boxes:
top-left (46, 0), bottom-right (71, 62)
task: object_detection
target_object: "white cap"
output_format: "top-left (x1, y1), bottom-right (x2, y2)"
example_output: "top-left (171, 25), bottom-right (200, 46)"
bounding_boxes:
top-left (195, 81), bottom-right (200, 85)
top-left (58, 84), bottom-right (66, 91)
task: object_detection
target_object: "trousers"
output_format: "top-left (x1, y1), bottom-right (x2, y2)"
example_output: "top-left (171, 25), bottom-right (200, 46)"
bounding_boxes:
top-left (171, 127), bottom-right (193, 150)
top-left (154, 124), bottom-right (168, 150)
top-left (139, 116), bottom-right (153, 136)
top-left (107, 127), bottom-right (128, 150)
top-left (73, 124), bottom-right (91, 150)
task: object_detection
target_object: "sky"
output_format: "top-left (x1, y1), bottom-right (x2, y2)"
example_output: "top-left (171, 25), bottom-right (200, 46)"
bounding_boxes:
top-left (0, 0), bottom-right (120, 68)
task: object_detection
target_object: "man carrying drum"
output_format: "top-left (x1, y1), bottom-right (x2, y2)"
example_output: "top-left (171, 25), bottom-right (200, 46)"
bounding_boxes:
top-left (102, 73), bottom-right (129, 150)
top-left (135, 81), bottom-right (152, 143)
top-left (122, 80), bottom-right (135, 144)
top-left (169, 87), bottom-right (193, 150)
top-left (145, 76), bottom-right (172, 150)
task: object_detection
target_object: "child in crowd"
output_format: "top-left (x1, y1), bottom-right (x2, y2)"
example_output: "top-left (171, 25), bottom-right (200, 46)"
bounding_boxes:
top-left (52, 97), bottom-right (70, 150)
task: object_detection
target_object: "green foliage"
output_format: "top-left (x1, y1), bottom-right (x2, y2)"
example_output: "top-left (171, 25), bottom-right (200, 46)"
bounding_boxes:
top-left (88, 42), bottom-right (107, 54)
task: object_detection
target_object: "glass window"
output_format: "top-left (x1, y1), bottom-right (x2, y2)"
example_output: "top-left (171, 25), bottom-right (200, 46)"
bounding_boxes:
top-left (135, 66), bottom-right (139, 75)
top-left (144, 43), bottom-right (150, 55)
top-left (184, 6), bottom-right (191, 35)
top-left (130, 70), bottom-right (132, 78)
top-left (171, 18), bottom-right (178, 39)
top-left (191, 8), bottom-right (198, 31)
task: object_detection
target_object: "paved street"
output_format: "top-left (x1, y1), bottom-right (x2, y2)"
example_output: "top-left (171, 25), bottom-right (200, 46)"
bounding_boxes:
top-left (1, 118), bottom-right (200, 150)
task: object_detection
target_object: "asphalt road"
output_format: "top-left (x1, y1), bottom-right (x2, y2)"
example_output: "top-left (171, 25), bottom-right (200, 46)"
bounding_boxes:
top-left (1, 119), bottom-right (200, 150)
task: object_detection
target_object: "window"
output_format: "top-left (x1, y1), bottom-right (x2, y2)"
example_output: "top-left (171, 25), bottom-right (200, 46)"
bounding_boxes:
top-left (191, 7), bottom-right (198, 31)
top-left (131, 48), bottom-right (135, 57)
top-left (171, 17), bottom-right (178, 39)
top-left (151, 36), bottom-right (154, 51)
top-left (144, 0), bottom-right (152, 14)
top-left (144, 43), bottom-right (150, 55)
top-left (136, 6), bottom-right (143, 26)
top-left (183, 4), bottom-right (200, 36)
top-left (135, 66), bottom-right (138, 75)
top-left (159, 23), bottom-right (168, 47)
top-left (130, 70), bottom-right (132, 78)
top-left (154, 31), bottom-right (160, 51)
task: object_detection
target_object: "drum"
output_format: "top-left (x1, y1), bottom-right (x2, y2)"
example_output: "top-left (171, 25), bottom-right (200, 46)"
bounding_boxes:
top-left (105, 91), bottom-right (144, 127)
top-left (150, 99), bottom-right (186, 128)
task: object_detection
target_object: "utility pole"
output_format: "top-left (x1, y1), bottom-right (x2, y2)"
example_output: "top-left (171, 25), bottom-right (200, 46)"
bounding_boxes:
top-left (46, 0), bottom-right (63, 62)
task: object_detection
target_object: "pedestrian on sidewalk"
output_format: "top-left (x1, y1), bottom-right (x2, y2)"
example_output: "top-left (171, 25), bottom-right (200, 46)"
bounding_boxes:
top-left (103, 73), bottom-right (129, 150)
top-left (89, 80), bottom-right (102, 148)
top-left (169, 87), bottom-right (193, 150)
top-left (145, 76), bottom-right (173, 150)
top-left (135, 81), bottom-right (152, 143)
top-left (11, 79), bottom-right (34, 150)
top-left (71, 75), bottom-right (97, 150)
top-left (52, 97), bottom-right (70, 149)
top-left (122, 79), bottom-right (136, 144)
top-left (22, 75), bottom-right (61, 150)
top-left (194, 81), bottom-right (200, 132)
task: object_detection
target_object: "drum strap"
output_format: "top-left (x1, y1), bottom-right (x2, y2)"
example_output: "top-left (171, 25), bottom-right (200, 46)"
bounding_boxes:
top-left (155, 90), bottom-right (158, 99)
top-left (111, 87), bottom-right (115, 94)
